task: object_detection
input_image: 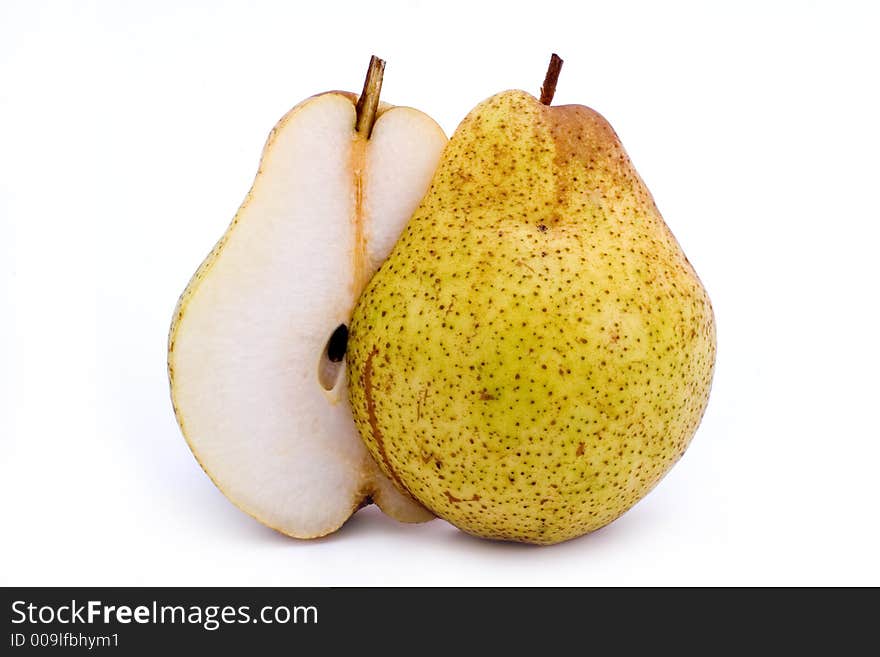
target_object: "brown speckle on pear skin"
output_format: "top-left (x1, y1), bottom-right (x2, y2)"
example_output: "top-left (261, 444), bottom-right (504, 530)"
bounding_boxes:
top-left (445, 491), bottom-right (481, 504)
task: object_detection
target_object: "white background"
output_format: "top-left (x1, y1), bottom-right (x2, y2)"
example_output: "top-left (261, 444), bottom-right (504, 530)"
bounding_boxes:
top-left (2, 1), bottom-right (879, 586)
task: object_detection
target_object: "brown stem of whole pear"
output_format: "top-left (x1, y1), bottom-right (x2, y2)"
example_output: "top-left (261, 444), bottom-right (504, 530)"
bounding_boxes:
top-left (355, 55), bottom-right (385, 138)
top-left (540, 53), bottom-right (564, 105)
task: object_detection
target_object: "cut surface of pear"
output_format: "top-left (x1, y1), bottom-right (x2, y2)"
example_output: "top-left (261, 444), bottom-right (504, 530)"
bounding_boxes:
top-left (348, 84), bottom-right (716, 545)
top-left (169, 86), bottom-right (446, 538)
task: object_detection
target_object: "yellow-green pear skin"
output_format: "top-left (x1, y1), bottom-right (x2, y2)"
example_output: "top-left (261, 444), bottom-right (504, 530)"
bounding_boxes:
top-left (347, 90), bottom-right (716, 545)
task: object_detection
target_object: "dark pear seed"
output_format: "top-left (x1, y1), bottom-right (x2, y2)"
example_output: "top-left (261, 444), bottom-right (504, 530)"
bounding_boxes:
top-left (327, 324), bottom-right (349, 363)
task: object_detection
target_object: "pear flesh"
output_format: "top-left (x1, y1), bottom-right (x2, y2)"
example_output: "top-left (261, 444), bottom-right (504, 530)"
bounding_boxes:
top-left (348, 90), bottom-right (716, 545)
top-left (169, 92), bottom-right (446, 538)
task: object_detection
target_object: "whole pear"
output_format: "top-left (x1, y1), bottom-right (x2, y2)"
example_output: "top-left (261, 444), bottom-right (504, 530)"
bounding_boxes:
top-left (169, 57), bottom-right (444, 538)
top-left (347, 58), bottom-right (716, 544)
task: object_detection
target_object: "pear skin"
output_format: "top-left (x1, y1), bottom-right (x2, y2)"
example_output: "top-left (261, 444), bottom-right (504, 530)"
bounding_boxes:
top-left (348, 88), bottom-right (716, 545)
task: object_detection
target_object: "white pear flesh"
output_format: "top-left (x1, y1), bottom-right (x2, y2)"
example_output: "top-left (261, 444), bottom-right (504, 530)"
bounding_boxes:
top-left (169, 92), bottom-right (447, 538)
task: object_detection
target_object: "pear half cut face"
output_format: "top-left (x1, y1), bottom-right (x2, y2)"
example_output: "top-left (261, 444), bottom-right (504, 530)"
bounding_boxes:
top-left (169, 93), bottom-right (447, 538)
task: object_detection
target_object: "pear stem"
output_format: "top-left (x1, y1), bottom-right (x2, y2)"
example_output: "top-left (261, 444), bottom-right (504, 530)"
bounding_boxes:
top-left (540, 53), bottom-right (564, 105)
top-left (355, 55), bottom-right (385, 138)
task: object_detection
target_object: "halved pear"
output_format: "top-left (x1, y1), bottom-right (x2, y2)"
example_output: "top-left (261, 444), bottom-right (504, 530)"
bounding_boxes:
top-left (168, 58), bottom-right (447, 538)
